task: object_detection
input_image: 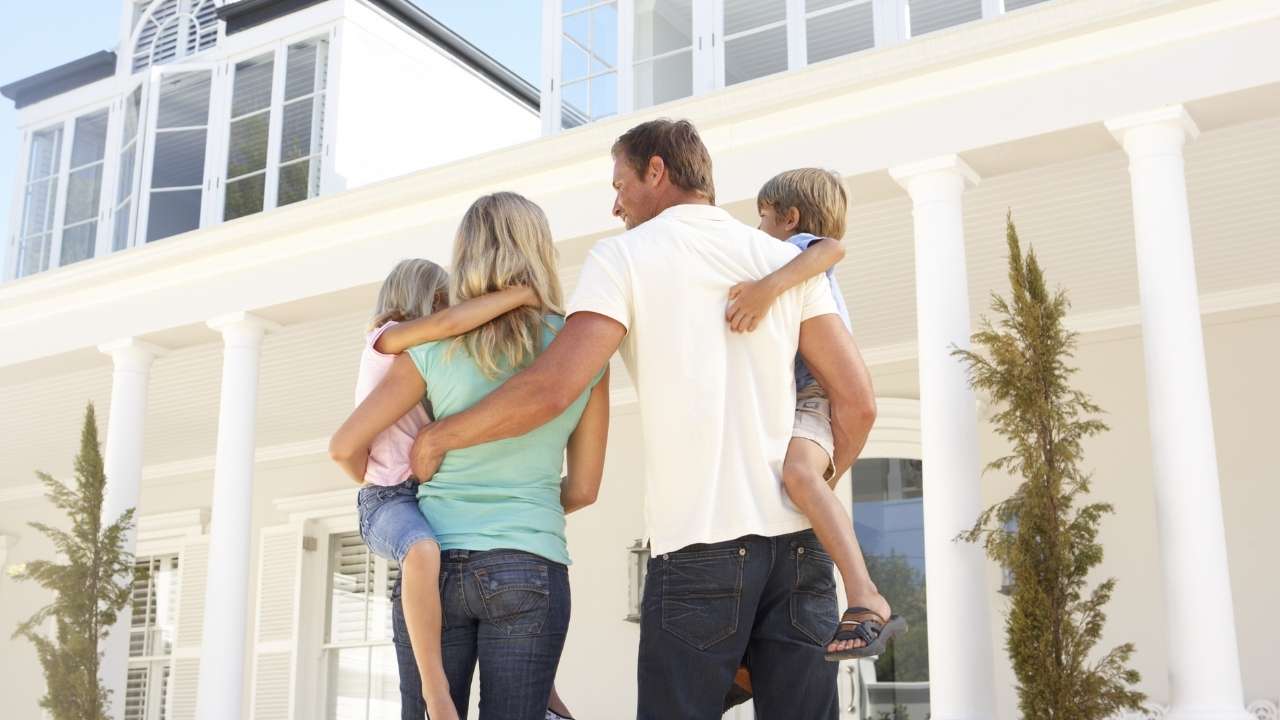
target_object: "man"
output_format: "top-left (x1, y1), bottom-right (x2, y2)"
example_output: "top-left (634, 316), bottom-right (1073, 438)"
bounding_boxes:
top-left (411, 119), bottom-right (877, 718)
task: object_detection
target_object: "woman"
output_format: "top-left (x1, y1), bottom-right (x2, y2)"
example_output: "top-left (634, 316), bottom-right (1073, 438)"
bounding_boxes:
top-left (336, 192), bottom-right (609, 719)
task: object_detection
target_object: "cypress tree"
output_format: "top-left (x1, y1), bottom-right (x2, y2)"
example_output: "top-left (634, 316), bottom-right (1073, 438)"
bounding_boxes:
top-left (12, 403), bottom-right (137, 720)
top-left (954, 214), bottom-right (1146, 720)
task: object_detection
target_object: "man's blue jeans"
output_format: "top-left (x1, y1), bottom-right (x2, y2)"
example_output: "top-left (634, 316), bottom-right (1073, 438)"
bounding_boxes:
top-left (638, 529), bottom-right (840, 719)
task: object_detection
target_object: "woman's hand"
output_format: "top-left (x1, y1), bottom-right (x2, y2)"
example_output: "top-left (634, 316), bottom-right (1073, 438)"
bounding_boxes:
top-left (726, 278), bottom-right (780, 333)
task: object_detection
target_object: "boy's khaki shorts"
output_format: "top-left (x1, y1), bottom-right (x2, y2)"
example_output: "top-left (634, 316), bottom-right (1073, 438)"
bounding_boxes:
top-left (793, 383), bottom-right (836, 481)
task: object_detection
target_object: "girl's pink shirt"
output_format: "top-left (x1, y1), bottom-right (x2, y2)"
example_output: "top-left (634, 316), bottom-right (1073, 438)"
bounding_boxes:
top-left (354, 321), bottom-right (431, 486)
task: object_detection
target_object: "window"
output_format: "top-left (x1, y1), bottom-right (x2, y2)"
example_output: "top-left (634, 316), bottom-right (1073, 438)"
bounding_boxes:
top-left (125, 555), bottom-right (179, 720)
top-left (850, 458), bottom-right (930, 719)
top-left (805, 0), bottom-right (875, 65)
top-left (1004, 0), bottom-right (1053, 10)
top-left (907, 0), bottom-right (983, 37)
top-left (146, 69), bottom-right (213, 243)
top-left (115, 87), bottom-right (145, 251)
top-left (60, 110), bottom-right (110, 266)
top-left (633, 0), bottom-right (695, 110)
top-left (277, 37), bottom-right (330, 208)
top-left (224, 53), bottom-right (275, 220)
top-left (323, 532), bottom-right (401, 720)
top-left (722, 0), bottom-right (788, 87)
top-left (16, 125), bottom-right (62, 277)
top-left (561, 1), bottom-right (619, 128)
top-left (132, 0), bottom-right (221, 73)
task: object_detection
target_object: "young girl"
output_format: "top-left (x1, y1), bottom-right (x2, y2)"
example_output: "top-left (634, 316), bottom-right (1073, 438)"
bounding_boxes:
top-left (330, 258), bottom-right (570, 720)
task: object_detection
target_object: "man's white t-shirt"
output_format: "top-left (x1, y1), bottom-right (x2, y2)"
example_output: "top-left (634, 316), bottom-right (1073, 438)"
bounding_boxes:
top-left (568, 203), bottom-right (838, 555)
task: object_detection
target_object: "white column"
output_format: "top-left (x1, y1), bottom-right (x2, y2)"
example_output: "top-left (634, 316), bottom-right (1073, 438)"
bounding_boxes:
top-left (194, 312), bottom-right (278, 720)
top-left (1106, 106), bottom-right (1250, 720)
top-left (890, 155), bottom-right (996, 720)
top-left (98, 338), bottom-right (165, 720)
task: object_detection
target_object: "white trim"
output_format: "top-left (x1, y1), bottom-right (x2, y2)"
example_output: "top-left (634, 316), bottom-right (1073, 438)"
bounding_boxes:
top-left (273, 487), bottom-right (353, 523)
top-left (135, 508), bottom-right (209, 557)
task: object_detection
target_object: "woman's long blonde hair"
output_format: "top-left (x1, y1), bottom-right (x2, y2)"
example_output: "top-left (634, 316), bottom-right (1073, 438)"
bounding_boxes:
top-left (368, 259), bottom-right (450, 332)
top-left (449, 192), bottom-right (563, 378)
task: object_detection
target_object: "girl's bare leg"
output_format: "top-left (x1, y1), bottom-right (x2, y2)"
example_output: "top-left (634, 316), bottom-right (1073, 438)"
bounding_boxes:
top-left (401, 541), bottom-right (458, 720)
top-left (781, 438), bottom-right (891, 653)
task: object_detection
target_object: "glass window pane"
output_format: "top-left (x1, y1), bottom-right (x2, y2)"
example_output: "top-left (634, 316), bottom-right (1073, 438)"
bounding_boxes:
top-left (278, 160), bottom-right (316, 207)
top-left (562, 38), bottom-right (588, 83)
top-left (146, 189), bottom-right (202, 242)
top-left (591, 72), bottom-right (618, 118)
top-left (1004, 0), bottom-right (1051, 9)
top-left (807, 4), bottom-right (874, 64)
top-left (634, 0), bottom-right (693, 60)
top-left (807, 0), bottom-right (854, 10)
top-left (591, 4), bottom-right (618, 67)
top-left (564, 10), bottom-right (590, 47)
top-left (280, 99), bottom-right (320, 164)
top-left (285, 37), bottom-right (329, 101)
top-left (563, 80), bottom-right (588, 119)
top-left (22, 178), bottom-right (58, 238)
top-left (152, 129), bottom-right (207, 188)
top-left (123, 87), bottom-right (142, 142)
top-left (114, 199), bottom-right (133, 251)
top-left (27, 126), bottom-right (63, 181)
top-left (227, 114), bottom-right (269, 179)
top-left (633, 51), bottom-right (693, 109)
top-left (17, 234), bottom-right (52, 277)
top-left (156, 71), bottom-right (211, 129)
top-left (231, 54), bottom-right (274, 118)
top-left (116, 143), bottom-right (137, 205)
top-left (725, 25), bottom-right (788, 86)
top-left (909, 0), bottom-right (982, 37)
top-left (851, 457), bottom-right (930, 719)
top-left (325, 646), bottom-right (401, 720)
top-left (60, 223), bottom-right (97, 265)
top-left (224, 173), bottom-right (266, 221)
top-left (725, 0), bottom-right (786, 36)
top-left (71, 110), bottom-right (109, 168)
top-left (65, 164), bottom-right (104, 224)
top-left (564, 0), bottom-right (590, 10)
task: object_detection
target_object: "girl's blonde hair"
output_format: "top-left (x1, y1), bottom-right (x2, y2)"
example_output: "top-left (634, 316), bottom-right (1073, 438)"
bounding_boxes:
top-left (449, 192), bottom-right (563, 378)
top-left (368, 259), bottom-right (451, 332)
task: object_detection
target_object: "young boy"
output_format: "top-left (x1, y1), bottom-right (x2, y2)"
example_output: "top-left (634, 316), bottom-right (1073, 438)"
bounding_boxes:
top-left (726, 168), bottom-right (906, 662)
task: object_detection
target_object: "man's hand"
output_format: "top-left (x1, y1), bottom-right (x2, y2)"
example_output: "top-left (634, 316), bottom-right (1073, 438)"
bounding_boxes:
top-left (726, 278), bottom-right (780, 333)
top-left (410, 425), bottom-right (445, 481)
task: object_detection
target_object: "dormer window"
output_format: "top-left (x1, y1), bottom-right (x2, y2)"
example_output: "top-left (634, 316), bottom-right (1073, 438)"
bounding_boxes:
top-left (131, 0), bottom-right (221, 74)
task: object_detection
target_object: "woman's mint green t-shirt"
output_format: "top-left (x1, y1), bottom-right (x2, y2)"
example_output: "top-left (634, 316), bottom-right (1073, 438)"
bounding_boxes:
top-left (406, 315), bottom-right (598, 566)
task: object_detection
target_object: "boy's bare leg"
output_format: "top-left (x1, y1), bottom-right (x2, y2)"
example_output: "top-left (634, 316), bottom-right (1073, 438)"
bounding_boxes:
top-left (548, 685), bottom-right (572, 718)
top-left (781, 438), bottom-right (891, 654)
top-left (401, 541), bottom-right (459, 720)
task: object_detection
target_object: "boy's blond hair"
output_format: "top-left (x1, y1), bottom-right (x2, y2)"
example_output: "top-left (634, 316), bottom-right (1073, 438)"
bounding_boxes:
top-left (757, 168), bottom-right (847, 239)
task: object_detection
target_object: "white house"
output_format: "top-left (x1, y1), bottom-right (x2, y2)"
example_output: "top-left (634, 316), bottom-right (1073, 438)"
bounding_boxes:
top-left (0, 1), bottom-right (1277, 719)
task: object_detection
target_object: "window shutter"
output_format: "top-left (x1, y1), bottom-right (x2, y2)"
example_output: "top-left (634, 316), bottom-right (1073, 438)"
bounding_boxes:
top-left (165, 537), bottom-right (208, 720)
top-left (250, 526), bottom-right (306, 719)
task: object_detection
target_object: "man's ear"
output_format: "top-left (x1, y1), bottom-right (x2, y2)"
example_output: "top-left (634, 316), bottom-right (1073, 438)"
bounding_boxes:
top-left (784, 206), bottom-right (801, 232)
top-left (646, 155), bottom-right (666, 186)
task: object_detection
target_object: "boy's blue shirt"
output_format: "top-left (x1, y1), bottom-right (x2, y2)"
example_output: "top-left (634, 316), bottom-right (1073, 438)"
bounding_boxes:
top-left (787, 233), bottom-right (852, 391)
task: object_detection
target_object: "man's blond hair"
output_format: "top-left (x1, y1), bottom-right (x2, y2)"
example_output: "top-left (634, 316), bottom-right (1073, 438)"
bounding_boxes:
top-left (757, 168), bottom-right (847, 239)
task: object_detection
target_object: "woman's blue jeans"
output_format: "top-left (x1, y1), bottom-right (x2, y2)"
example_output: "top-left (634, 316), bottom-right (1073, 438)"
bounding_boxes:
top-left (391, 548), bottom-right (570, 720)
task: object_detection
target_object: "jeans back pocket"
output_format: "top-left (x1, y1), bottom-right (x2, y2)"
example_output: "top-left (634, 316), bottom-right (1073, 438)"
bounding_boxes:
top-left (660, 547), bottom-right (745, 651)
top-left (474, 561), bottom-right (551, 637)
top-left (791, 543), bottom-right (838, 646)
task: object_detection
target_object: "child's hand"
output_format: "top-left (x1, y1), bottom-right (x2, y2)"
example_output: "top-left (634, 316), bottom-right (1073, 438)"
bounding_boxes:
top-left (519, 286), bottom-right (540, 307)
top-left (726, 279), bottom-right (779, 333)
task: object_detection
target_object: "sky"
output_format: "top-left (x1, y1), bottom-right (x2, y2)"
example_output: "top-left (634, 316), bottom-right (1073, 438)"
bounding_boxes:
top-left (0, 0), bottom-right (542, 275)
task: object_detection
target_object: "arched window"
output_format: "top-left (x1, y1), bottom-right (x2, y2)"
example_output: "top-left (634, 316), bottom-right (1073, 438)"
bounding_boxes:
top-left (131, 0), bottom-right (221, 73)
